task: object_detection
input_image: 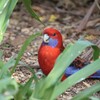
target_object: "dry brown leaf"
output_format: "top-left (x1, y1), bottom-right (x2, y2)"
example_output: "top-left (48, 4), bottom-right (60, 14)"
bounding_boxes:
top-left (86, 18), bottom-right (100, 28)
top-left (32, 6), bottom-right (45, 14)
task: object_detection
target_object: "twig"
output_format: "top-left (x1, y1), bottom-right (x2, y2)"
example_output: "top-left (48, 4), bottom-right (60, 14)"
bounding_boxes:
top-left (55, 7), bottom-right (84, 17)
top-left (76, 1), bottom-right (96, 33)
top-left (95, 0), bottom-right (100, 10)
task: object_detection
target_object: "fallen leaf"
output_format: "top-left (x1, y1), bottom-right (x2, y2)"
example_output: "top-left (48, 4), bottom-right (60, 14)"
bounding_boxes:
top-left (85, 35), bottom-right (97, 40)
top-left (49, 15), bottom-right (58, 22)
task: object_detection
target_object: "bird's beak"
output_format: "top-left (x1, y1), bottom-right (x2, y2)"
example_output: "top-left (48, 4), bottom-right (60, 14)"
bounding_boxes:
top-left (43, 34), bottom-right (50, 43)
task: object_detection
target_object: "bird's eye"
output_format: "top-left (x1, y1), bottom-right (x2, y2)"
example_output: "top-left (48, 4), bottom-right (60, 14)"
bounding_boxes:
top-left (53, 33), bottom-right (56, 36)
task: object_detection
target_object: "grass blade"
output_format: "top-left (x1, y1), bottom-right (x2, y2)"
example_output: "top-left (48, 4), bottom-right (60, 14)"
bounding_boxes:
top-left (22, 0), bottom-right (44, 25)
top-left (0, 0), bottom-right (18, 42)
top-left (11, 32), bottom-right (41, 74)
top-left (92, 46), bottom-right (100, 60)
top-left (0, 78), bottom-right (18, 93)
top-left (0, 78), bottom-right (12, 92)
top-left (0, 56), bottom-right (16, 79)
top-left (0, 50), bottom-right (3, 59)
top-left (46, 40), bottom-right (99, 87)
top-left (15, 76), bottom-right (34, 100)
top-left (72, 82), bottom-right (100, 100)
top-left (0, 94), bottom-right (7, 100)
top-left (51, 59), bottom-right (100, 99)
top-left (89, 96), bottom-right (100, 100)
top-left (31, 40), bottom-right (100, 99)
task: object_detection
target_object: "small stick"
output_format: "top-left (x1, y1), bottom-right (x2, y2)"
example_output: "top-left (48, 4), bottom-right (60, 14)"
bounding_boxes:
top-left (76, 1), bottom-right (96, 33)
top-left (95, 0), bottom-right (100, 10)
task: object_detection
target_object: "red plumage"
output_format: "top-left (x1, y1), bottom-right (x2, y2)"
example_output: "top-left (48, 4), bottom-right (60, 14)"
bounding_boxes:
top-left (38, 46), bottom-right (61, 75)
top-left (38, 28), bottom-right (100, 80)
top-left (38, 28), bottom-right (65, 77)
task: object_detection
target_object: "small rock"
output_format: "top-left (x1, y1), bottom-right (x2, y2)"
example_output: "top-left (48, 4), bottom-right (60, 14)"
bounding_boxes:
top-left (21, 28), bottom-right (30, 34)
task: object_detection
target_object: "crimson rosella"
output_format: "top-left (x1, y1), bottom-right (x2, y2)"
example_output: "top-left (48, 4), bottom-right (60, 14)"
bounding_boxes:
top-left (38, 28), bottom-right (100, 80)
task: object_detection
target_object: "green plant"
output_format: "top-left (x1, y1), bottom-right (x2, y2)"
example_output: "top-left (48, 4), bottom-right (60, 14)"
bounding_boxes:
top-left (0, 0), bottom-right (18, 42)
top-left (0, 34), bottom-right (100, 100)
top-left (0, 0), bottom-right (42, 43)
top-left (72, 82), bottom-right (100, 100)
top-left (0, 51), bottom-right (18, 100)
top-left (0, 33), bottom-right (41, 100)
top-left (29, 40), bottom-right (100, 100)
top-left (0, 0), bottom-right (100, 100)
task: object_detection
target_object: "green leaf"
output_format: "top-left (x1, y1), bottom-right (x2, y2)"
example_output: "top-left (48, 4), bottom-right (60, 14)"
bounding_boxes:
top-left (0, 94), bottom-right (7, 100)
top-left (72, 82), bottom-right (100, 100)
top-left (0, 78), bottom-right (18, 100)
top-left (92, 46), bottom-right (100, 60)
top-left (15, 76), bottom-right (34, 100)
top-left (0, 56), bottom-right (16, 79)
top-left (47, 40), bottom-right (99, 88)
top-left (0, 50), bottom-right (4, 69)
top-left (89, 96), bottom-right (100, 100)
top-left (31, 40), bottom-right (100, 99)
top-left (50, 59), bottom-right (100, 99)
top-left (0, 60), bottom-right (4, 69)
top-left (0, 0), bottom-right (8, 11)
top-left (0, 0), bottom-right (18, 42)
top-left (11, 32), bottom-right (41, 74)
top-left (0, 78), bottom-right (18, 94)
top-left (47, 40), bottom-right (99, 99)
top-left (0, 50), bottom-right (3, 59)
top-left (22, 0), bottom-right (44, 25)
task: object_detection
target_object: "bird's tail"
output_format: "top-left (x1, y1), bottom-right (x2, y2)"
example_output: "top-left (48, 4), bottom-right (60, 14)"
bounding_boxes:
top-left (64, 57), bottom-right (100, 79)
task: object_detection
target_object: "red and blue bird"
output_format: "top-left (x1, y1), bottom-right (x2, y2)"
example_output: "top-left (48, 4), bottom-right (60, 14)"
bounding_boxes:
top-left (38, 28), bottom-right (100, 80)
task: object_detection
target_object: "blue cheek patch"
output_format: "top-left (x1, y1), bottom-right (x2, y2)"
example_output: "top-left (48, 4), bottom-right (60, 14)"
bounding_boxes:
top-left (42, 38), bottom-right (58, 48)
top-left (48, 38), bottom-right (58, 48)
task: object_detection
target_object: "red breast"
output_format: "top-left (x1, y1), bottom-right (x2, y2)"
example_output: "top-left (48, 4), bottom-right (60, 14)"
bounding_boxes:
top-left (38, 45), bottom-right (61, 75)
top-left (38, 28), bottom-right (64, 76)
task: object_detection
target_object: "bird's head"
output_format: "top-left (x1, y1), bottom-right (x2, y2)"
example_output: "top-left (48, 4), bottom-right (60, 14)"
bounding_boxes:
top-left (42, 28), bottom-right (63, 48)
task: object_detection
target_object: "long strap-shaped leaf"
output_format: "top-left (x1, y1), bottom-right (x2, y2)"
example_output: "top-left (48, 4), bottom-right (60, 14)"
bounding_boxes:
top-left (33, 40), bottom-right (100, 99)
top-left (0, 56), bottom-right (16, 79)
top-left (72, 82), bottom-right (100, 100)
top-left (22, 0), bottom-right (44, 25)
top-left (50, 58), bottom-right (100, 99)
top-left (0, 78), bottom-right (18, 93)
top-left (46, 40), bottom-right (99, 87)
top-left (11, 33), bottom-right (41, 74)
top-left (49, 40), bottom-right (100, 99)
top-left (15, 76), bottom-right (34, 100)
top-left (0, 50), bottom-right (3, 59)
top-left (0, 0), bottom-right (18, 42)
top-left (89, 96), bottom-right (100, 100)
